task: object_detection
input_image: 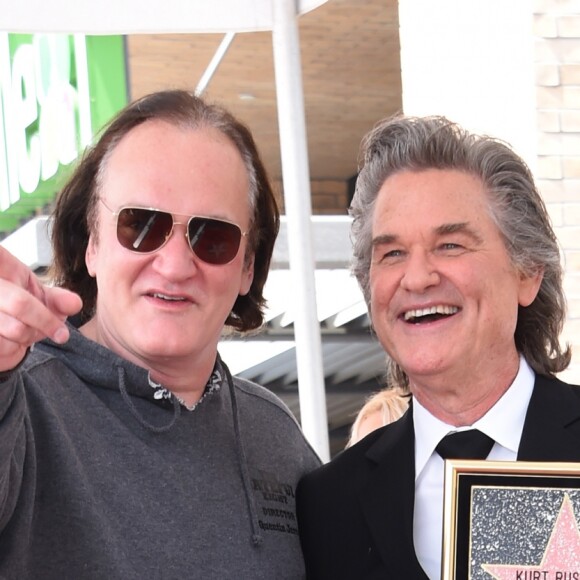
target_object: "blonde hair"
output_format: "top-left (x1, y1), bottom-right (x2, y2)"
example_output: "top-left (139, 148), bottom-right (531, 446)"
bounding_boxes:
top-left (347, 388), bottom-right (409, 448)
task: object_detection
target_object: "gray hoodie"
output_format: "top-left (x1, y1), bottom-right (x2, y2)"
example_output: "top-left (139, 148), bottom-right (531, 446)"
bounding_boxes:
top-left (0, 324), bottom-right (320, 579)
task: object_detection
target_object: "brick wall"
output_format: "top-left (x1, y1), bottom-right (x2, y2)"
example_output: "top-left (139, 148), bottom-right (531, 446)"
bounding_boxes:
top-left (535, 1), bottom-right (580, 384)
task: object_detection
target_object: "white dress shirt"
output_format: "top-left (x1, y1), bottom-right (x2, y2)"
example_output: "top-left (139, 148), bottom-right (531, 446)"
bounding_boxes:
top-left (412, 357), bottom-right (535, 580)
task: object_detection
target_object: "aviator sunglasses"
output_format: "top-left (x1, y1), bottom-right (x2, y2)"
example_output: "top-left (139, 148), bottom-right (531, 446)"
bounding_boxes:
top-left (99, 199), bottom-right (247, 265)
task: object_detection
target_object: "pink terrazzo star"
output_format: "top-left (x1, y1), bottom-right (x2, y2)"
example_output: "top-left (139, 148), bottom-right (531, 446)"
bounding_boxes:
top-left (482, 494), bottom-right (580, 578)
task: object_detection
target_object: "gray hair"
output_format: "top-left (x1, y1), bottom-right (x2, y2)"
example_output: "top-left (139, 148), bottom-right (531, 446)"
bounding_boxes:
top-left (350, 115), bottom-right (570, 388)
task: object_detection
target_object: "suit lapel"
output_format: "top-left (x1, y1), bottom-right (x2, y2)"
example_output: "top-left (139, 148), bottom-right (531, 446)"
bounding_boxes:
top-left (518, 374), bottom-right (580, 461)
top-left (359, 407), bottom-right (429, 578)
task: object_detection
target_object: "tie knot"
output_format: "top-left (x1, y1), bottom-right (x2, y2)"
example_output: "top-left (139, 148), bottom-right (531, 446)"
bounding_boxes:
top-left (436, 429), bottom-right (494, 460)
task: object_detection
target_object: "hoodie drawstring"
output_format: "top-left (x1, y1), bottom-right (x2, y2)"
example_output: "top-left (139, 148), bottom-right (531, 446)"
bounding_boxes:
top-left (116, 358), bottom-right (263, 547)
top-left (222, 358), bottom-right (264, 547)
top-left (117, 366), bottom-right (181, 433)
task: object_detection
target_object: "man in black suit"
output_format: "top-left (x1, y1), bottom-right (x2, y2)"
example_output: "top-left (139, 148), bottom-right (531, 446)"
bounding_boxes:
top-left (296, 115), bottom-right (580, 579)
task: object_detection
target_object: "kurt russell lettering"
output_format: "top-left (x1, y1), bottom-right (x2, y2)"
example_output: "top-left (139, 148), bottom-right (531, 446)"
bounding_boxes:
top-left (513, 573), bottom-right (579, 579)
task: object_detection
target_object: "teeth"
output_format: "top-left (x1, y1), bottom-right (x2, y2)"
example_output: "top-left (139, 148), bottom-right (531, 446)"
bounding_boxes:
top-left (404, 305), bottom-right (458, 321)
top-left (152, 293), bottom-right (185, 301)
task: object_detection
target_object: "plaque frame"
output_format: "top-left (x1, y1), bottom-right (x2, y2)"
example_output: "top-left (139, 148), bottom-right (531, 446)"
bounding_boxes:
top-left (441, 459), bottom-right (580, 579)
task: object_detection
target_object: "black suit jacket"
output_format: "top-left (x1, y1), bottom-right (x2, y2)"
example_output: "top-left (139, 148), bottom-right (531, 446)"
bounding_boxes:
top-left (296, 375), bottom-right (580, 579)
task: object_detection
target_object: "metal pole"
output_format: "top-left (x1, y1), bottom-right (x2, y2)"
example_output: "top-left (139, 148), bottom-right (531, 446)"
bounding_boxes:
top-left (195, 32), bottom-right (236, 96)
top-left (271, 0), bottom-right (330, 462)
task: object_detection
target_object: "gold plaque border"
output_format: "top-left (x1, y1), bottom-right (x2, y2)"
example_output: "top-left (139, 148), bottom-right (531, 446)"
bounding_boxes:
top-left (441, 459), bottom-right (580, 580)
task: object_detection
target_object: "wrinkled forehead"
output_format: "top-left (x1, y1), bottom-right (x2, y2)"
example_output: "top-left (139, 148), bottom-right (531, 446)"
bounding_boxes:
top-left (373, 168), bottom-right (489, 220)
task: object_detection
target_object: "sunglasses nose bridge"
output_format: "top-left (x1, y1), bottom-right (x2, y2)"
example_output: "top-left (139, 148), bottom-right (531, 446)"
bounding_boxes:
top-left (166, 219), bottom-right (194, 252)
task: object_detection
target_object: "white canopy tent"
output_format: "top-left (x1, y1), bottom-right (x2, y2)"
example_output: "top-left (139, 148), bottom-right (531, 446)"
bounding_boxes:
top-left (6, 1), bottom-right (326, 34)
top-left (3, 0), bottom-right (331, 461)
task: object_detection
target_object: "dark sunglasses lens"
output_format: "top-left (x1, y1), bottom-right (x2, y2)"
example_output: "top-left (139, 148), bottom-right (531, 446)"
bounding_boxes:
top-left (188, 218), bottom-right (242, 264)
top-left (117, 208), bottom-right (173, 253)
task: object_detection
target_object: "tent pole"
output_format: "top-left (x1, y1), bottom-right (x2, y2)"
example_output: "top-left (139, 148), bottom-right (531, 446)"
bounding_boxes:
top-left (195, 32), bottom-right (236, 96)
top-left (271, 0), bottom-right (330, 462)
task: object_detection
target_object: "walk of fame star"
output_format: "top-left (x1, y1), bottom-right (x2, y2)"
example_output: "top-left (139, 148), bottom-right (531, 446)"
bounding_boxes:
top-left (482, 494), bottom-right (580, 578)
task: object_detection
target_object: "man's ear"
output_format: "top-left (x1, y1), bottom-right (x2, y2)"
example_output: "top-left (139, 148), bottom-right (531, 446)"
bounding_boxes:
top-left (85, 235), bottom-right (97, 278)
top-left (518, 268), bottom-right (544, 307)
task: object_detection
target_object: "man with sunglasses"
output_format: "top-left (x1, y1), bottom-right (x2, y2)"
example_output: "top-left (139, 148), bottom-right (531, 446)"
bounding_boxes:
top-left (0, 90), bottom-right (320, 578)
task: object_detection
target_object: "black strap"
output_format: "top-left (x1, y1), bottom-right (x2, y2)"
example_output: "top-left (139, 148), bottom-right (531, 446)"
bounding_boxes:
top-left (436, 429), bottom-right (494, 460)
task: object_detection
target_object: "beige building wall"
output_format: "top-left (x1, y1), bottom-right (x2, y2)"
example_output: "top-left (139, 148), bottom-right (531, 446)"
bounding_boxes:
top-left (535, 0), bottom-right (580, 384)
top-left (398, 0), bottom-right (580, 384)
top-left (275, 179), bottom-right (349, 215)
top-left (397, 0), bottom-right (537, 164)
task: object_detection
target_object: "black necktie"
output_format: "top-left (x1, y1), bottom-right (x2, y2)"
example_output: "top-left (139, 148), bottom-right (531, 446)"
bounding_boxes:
top-left (436, 429), bottom-right (494, 460)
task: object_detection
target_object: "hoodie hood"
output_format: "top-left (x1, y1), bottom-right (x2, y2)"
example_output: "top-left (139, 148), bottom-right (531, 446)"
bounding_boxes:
top-left (37, 322), bottom-right (221, 408)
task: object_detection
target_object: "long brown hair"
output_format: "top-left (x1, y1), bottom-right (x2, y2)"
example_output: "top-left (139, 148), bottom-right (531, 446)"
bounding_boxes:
top-left (49, 90), bottom-right (279, 332)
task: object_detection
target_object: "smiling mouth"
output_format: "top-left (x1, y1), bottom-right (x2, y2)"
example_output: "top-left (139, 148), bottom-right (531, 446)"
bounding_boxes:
top-left (150, 293), bottom-right (188, 302)
top-left (403, 305), bottom-right (459, 323)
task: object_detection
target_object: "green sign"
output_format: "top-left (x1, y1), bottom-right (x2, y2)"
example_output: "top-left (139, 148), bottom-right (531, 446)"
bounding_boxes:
top-left (0, 33), bottom-right (127, 232)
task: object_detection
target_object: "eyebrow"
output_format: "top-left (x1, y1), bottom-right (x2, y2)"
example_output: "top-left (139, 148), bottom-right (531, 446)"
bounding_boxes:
top-left (372, 233), bottom-right (397, 247)
top-left (436, 222), bottom-right (484, 244)
top-left (372, 222), bottom-right (484, 247)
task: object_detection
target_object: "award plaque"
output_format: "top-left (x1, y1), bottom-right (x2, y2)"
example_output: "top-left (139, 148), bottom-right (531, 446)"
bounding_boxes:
top-left (441, 460), bottom-right (580, 579)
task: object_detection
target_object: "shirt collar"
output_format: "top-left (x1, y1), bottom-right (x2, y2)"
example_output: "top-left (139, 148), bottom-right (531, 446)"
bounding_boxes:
top-left (413, 356), bottom-right (535, 479)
